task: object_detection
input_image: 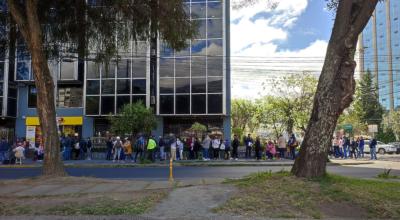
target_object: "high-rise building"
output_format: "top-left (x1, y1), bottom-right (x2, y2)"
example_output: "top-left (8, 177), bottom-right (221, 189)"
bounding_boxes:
top-left (358, 0), bottom-right (400, 110)
top-left (0, 0), bottom-right (231, 143)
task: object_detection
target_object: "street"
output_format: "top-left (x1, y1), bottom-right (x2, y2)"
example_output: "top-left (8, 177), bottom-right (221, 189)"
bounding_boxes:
top-left (1, 165), bottom-right (399, 180)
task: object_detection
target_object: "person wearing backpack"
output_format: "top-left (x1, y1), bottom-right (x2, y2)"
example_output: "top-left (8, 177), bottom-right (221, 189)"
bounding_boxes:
top-left (113, 136), bottom-right (123, 162)
top-left (134, 135), bottom-right (145, 163)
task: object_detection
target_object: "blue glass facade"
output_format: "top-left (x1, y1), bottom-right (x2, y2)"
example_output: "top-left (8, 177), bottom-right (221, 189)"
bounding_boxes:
top-left (360, 0), bottom-right (400, 110)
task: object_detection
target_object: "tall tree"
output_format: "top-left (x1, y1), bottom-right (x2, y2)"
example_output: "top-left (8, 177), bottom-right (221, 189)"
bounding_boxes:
top-left (4, 0), bottom-right (195, 176)
top-left (353, 70), bottom-right (384, 126)
top-left (231, 99), bottom-right (257, 135)
top-left (292, 0), bottom-right (379, 178)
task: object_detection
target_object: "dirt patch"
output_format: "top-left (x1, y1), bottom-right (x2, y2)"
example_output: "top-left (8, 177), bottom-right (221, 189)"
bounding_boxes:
top-left (319, 201), bottom-right (368, 219)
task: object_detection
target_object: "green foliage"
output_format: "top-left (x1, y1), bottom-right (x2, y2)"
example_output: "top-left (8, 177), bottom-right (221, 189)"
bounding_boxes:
top-left (2, 0), bottom-right (196, 61)
top-left (377, 169), bottom-right (399, 179)
top-left (383, 110), bottom-right (400, 140)
top-left (376, 127), bottom-right (396, 144)
top-left (353, 70), bottom-right (384, 126)
top-left (231, 99), bottom-right (257, 132)
top-left (189, 122), bottom-right (207, 138)
top-left (232, 127), bottom-right (244, 139)
top-left (257, 72), bottom-right (318, 136)
top-left (109, 102), bottom-right (157, 136)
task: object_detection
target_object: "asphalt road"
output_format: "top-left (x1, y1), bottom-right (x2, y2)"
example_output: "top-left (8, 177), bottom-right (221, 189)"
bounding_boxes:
top-left (1, 165), bottom-right (399, 180)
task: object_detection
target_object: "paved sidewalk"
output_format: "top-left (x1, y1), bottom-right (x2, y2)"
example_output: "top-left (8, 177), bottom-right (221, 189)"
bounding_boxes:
top-left (0, 177), bottom-right (225, 198)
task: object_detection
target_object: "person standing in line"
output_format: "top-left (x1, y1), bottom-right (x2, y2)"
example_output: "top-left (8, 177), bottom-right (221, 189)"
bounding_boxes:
top-left (113, 136), bottom-right (123, 162)
top-left (158, 136), bottom-right (165, 161)
top-left (254, 136), bottom-right (261, 160)
top-left (244, 134), bottom-right (253, 159)
top-left (277, 135), bottom-right (286, 160)
top-left (219, 137), bottom-right (225, 160)
top-left (0, 137), bottom-right (9, 163)
top-left (170, 137), bottom-right (177, 161)
top-left (177, 137), bottom-right (184, 161)
top-left (123, 137), bottom-right (133, 161)
top-left (202, 135), bottom-right (211, 161)
top-left (86, 137), bottom-right (93, 160)
top-left (212, 136), bottom-right (220, 160)
top-left (338, 136), bottom-right (344, 158)
top-left (266, 140), bottom-right (276, 160)
top-left (370, 137), bottom-right (378, 160)
top-left (288, 134), bottom-right (297, 160)
top-left (332, 136), bottom-right (340, 158)
top-left (358, 136), bottom-right (365, 158)
top-left (106, 137), bottom-right (113, 160)
top-left (350, 138), bottom-right (358, 159)
top-left (134, 135), bottom-right (145, 163)
top-left (147, 136), bottom-right (157, 162)
top-left (193, 137), bottom-right (202, 160)
top-left (231, 135), bottom-right (239, 160)
top-left (343, 135), bottom-right (350, 159)
top-left (224, 138), bottom-right (231, 160)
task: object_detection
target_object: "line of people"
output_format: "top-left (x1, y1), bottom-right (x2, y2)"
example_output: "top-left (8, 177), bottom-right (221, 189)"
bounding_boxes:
top-left (330, 135), bottom-right (377, 160)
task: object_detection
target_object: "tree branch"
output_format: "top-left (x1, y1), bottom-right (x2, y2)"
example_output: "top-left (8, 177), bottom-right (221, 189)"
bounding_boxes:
top-left (7, 0), bottom-right (30, 41)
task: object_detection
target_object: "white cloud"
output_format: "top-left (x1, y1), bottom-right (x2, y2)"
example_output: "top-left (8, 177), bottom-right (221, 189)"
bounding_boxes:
top-left (230, 0), bottom-right (328, 99)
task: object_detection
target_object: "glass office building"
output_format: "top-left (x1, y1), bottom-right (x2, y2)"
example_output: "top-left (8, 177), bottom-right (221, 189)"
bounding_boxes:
top-left (358, 0), bottom-right (400, 110)
top-left (0, 0), bottom-right (231, 142)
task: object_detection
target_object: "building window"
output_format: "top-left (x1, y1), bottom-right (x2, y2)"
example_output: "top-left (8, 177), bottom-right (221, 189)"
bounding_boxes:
top-left (28, 86), bottom-right (37, 108)
top-left (132, 79), bottom-right (146, 94)
top-left (192, 94), bottom-right (206, 114)
top-left (160, 95), bottom-right (174, 114)
top-left (60, 58), bottom-right (77, 80)
top-left (57, 87), bottom-right (83, 108)
top-left (208, 94), bottom-right (222, 114)
top-left (176, 95), bottom-right (190, 114)
top-left (86, 96), bottom-right (99, 115)
top-left (175, 78), bottom-right (190, 93)
top-left (101, 96), bottom-right (115, 115)
top-left (87, 61), bottom-right (100, 79)
top-left (116, 96), bottom-right (130, 113)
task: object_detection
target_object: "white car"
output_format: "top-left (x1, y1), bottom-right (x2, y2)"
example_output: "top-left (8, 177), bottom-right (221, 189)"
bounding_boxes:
top-left (363, 140), bottom-right (397, 154)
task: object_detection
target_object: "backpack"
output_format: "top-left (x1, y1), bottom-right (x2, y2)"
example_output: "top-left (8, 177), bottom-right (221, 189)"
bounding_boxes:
top-left (74, 142), bottom-right (80, 150)
top-left (114, 141), bottom-right (122, 149)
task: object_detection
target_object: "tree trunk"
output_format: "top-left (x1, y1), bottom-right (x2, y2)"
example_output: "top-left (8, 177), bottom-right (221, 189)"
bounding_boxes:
top-left (292, 0), bottom-right (378, 178)
top-left (8, 0), bottom-right (66, 176)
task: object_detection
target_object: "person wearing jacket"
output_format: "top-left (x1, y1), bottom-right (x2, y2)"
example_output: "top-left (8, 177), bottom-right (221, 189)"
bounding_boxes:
top-left (288, 134), bottom-right (297, 160)
top-left (212, 137), bottom-right (220, 160)
top-left (231, 135), bottom-right (239, 160)
top-left (266, 140), bottom-right (276, 160)
top-left (277, 135), bottom-right (286, 159)
top-left (202, 135), bottom-right (211, 161)
top-left (254, 136), bottom-right (261, 160)
top-left (147, 136), bottom-right (157, 162)
top-left (158, 136), bottom-right (166, 161)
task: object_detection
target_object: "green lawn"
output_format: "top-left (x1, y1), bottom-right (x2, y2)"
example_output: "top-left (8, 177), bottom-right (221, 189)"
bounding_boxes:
top-left (216, 171), bottom-right (400, 219)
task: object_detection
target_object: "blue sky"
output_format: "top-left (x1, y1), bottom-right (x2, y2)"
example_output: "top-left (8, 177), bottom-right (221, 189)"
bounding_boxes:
top-left (231, 0), bottom-right (334, 99)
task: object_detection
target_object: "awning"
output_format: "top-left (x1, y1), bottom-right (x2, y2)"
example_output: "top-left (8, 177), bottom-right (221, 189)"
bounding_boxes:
top-left (26, 116), bottom-right (83, 126)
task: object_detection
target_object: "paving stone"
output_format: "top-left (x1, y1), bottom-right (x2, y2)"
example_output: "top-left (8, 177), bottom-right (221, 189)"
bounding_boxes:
top-left (0, 185), bottom-right (31, 196)
top-left (145, 181), bottom-right (174, 190)
top-left (82, 183), bottom-right (120, 193)
top-left (176, 179), bottom-right (203, 187)
top-left (113, 181), bottom-right (149, 192)
top-left (202, 178), bottom-right (225, 185)
top-left (15, 184), bottom-right (62, 196)
top-left (45, 184), bottom-right (93, 196)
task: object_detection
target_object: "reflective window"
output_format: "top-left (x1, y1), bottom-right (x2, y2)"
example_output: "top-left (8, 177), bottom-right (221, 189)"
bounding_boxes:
top-left (191, 78), bottom-right (206, 93)
top-left (191, 56), bottom-right (206, 77)
top-left (207, 39), bottom-right (223, 56)
top-left (207, 2), bottom-right (222, 18)
top-left (176, 95), bottom-right (190, 114)
top-left (207, 56), bottom-right (223, 76)
top-left (57, 87), bottom-right (83, 108)
top-left (87, 61), bottom-right (100, 79)
top-left (176, 42), bottom-right (191, 57)
top-left (101, 62), bottom-right (116, 78)
top-left (176, 78), bottom-right (190, 93)
top-left (208, 77), bottom-right (222, 93)
top-left (160, 95), bottom-right (174, 114)
top-left (192, 94), bottom-right (206, 114)
top-left (8, 87), bottom-right (17, 98)
top-left (60, 59), bottom-right (76, 80)
top-left (175, 58), bottom-right (190, 77)
top-left (132, 79), bottom-right (146, 94)
top-left (16, 60), bottom-right (31, 80)
top-left (160, 42), bottom-right (174, 57)
top-left (208, 94), bottom-right (222, 114)
top-left (28, 86), bottom-right (37, 108)
top-left (101, 96), bottom-right (115, 115)
top-left (7, 98), bottom-right (17, 117)
top-left (86, 96), bottom-right (99, 115)
top-left (191, 40), bottom-right (207, 56)
top-left (160, 78), bottom-right (174, 94)
top-left (132, 59), bottom-right (146, 77)
top-left (0, 62), bottom-right (4, 80)
top-left (160, 58), bottom-right (174, 77)
top-left (195, 20), bottom-right (207, 39)
top-left (0, 84), bottom-right (3, 96)
top-left (102, 80), bottom-right (115, 94)
top-left (132, 95), bottom-right (146, 105)
top-left (116, 96), bottom-right (130, 113)
top-left (117, 79), bottom-right (130, 94)
top-left (191, 3), bottom-right (206, 19)
top-left (207, 19), bottom-right (223, 38)
top-left (86, 80), bottom-right (100, 95)
top-left (117, 60), bottom-right (130, 78)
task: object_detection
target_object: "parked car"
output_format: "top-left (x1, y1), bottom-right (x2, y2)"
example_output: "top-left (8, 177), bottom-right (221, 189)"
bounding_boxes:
top-left (363, 140), bottom-right (397, 154)
top-left (388, 142), bottom-right (400, 154)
